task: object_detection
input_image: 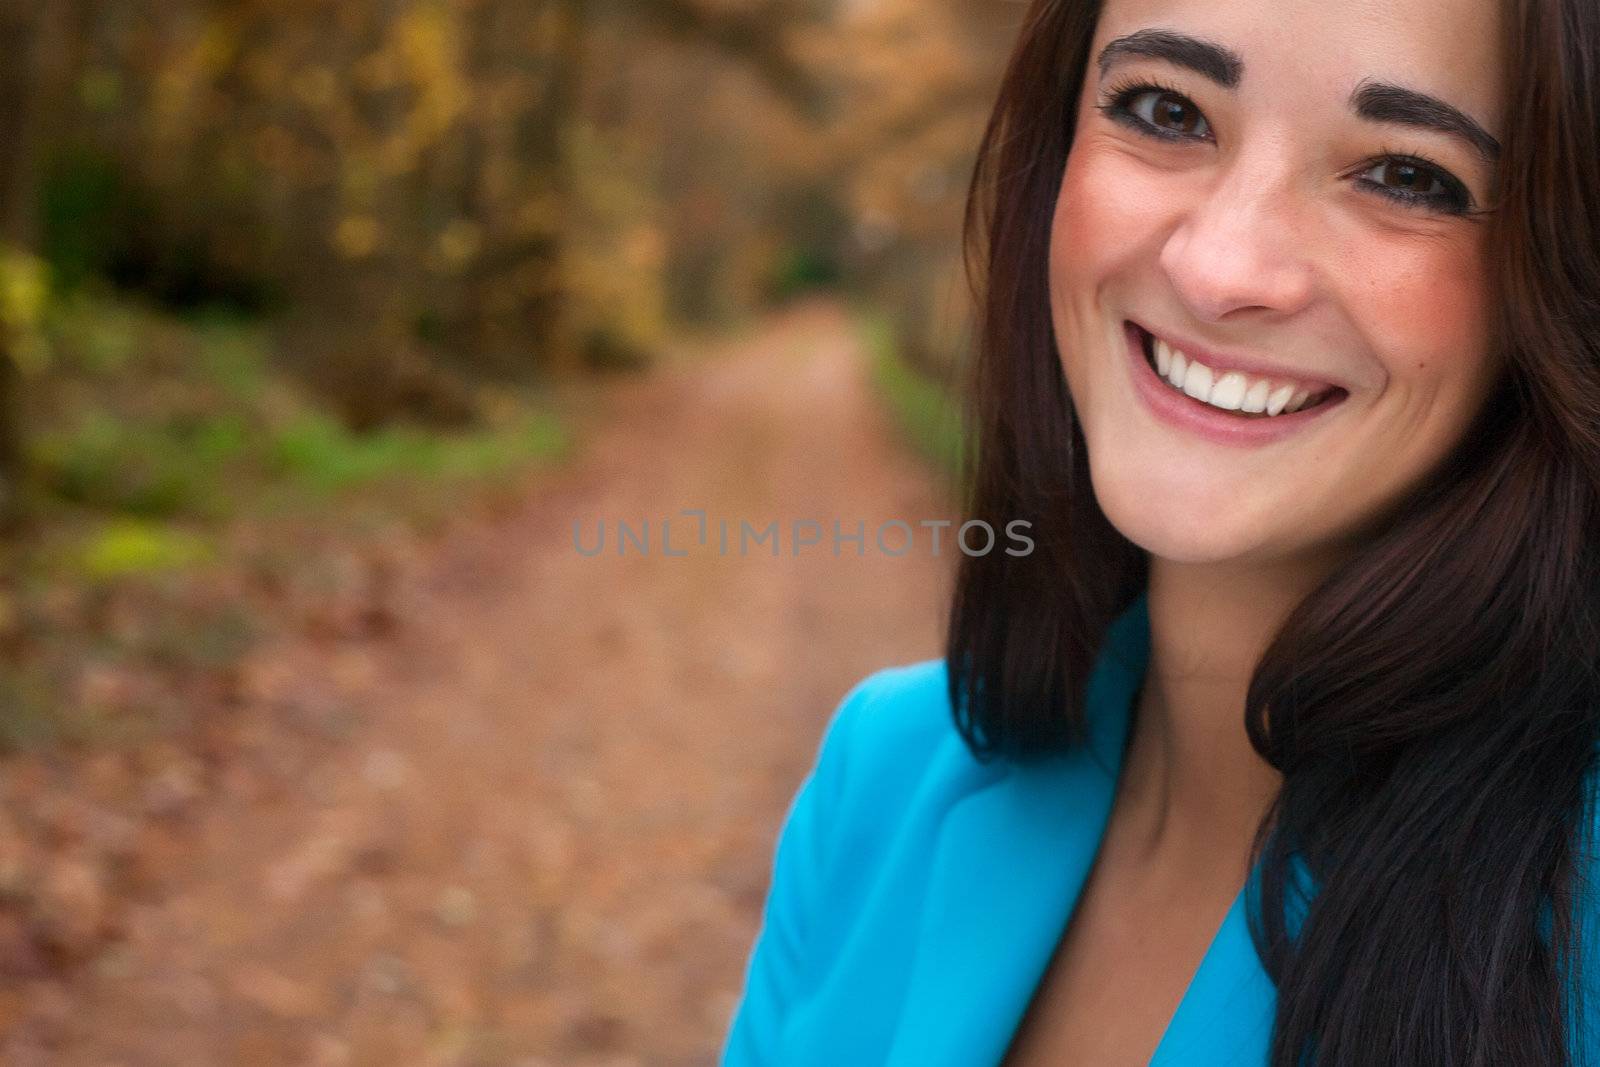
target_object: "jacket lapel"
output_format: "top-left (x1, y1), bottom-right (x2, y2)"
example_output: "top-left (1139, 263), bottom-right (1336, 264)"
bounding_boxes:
top-left (883, 598), bottom-right (1150, 1067)
top-left (881, 749), bottom-right (1125, 1067)
top-left (1150, 872), bottom-right (1277, 1065)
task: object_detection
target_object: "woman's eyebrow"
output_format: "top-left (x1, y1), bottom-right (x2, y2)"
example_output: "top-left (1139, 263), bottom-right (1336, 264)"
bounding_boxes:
top-left (1351, 80), bottom-right (1501, 163)
top-left (1096, 29), bottom-right (1243, 88)
top-left (1096, 30), bottom-right (1501, 164)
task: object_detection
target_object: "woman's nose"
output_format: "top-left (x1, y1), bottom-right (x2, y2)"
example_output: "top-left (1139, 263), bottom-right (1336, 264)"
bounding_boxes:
top-left (1157, 158), bottom-right (1316, 323)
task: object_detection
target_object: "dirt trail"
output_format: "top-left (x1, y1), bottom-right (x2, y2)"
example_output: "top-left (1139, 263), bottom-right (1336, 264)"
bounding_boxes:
top-left (15, 298), bottom-right (958, 1065)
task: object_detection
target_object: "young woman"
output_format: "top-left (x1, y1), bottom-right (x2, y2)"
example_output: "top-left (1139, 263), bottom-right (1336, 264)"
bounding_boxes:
top-left (724, 0), bottom-right (1600, 1063)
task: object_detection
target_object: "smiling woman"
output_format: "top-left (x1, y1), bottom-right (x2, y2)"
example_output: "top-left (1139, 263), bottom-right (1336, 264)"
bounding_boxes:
top-left (722, 0), bottom-right (1600, 1064)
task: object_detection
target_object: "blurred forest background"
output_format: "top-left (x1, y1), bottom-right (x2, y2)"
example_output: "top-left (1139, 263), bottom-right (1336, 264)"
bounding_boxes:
top-left (0, 0), bottom-right (1007, 720)
top-left (0, 0), bottom-right (1013, 1060)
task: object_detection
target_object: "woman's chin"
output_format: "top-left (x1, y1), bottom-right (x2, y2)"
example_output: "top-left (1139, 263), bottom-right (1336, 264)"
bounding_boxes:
top-left (1090, 471), bottom-right (1294, 565)
top-left (1119, 521), bottom-right (1271, 565)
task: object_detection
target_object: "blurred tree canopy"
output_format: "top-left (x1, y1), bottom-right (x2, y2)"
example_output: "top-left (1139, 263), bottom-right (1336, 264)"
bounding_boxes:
top-left (0, 0), bottom-right (1012, 519)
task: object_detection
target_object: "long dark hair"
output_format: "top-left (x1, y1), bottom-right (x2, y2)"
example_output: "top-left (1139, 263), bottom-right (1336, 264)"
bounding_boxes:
top-left (947, 0), bottom-right (1600, 1063)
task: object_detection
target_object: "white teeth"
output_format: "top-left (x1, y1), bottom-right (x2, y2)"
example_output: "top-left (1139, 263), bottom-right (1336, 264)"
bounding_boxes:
top-left (1182, 361), bottom-right (1214, 402)
top-left (1241, 378), bottom-right (1270, 413)
top-left (1143, 332), bottom-right (1332, 419)
top-left (1207, 371), bottom-right (1248, 411)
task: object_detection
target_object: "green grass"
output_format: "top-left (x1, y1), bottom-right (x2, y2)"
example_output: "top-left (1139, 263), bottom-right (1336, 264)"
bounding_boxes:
top-left (269, 409), bottom-right (569, 497)
top-left (33, 410), bottom-right (247, 518)
top-left (860, 311), bottom-right (966, 479)
top-left (190, 311), bottom-right (274, 401)
top-left (24, 293), bottom-right (573, 594)
top-left (30, 295), bottom-right (571, 522)
top-left (77, 519), bottom-right (216, 580)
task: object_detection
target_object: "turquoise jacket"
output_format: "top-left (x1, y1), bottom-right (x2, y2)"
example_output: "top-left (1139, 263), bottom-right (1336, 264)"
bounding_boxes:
top-left (721, 591), bottom-right (1600, 1065)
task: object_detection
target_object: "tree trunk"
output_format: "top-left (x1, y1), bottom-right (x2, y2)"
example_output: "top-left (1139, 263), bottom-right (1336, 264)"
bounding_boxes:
top-left (0, 0), bottom-right (45, 531)
top-left (448, 0), bottom-right (588, 379)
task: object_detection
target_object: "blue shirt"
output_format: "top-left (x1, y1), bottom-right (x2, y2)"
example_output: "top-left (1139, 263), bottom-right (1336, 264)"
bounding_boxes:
top-left (722, 590), bottom-right (1600, 1065)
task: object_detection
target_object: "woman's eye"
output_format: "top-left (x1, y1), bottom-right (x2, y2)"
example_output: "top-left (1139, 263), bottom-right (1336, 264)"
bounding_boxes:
top-left (1356, 158), bottom-right (1472, 215)
top-left (1110, 87), bottom-right (1212, 141)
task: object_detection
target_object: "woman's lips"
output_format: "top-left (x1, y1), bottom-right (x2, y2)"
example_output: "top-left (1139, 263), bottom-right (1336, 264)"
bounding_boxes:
top-left (1122, 321), bottom-right (1347, 447)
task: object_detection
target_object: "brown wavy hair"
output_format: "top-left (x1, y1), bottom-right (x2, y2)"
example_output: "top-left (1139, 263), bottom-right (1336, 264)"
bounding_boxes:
top-left (946, 0), bottom-right (1600, 1062)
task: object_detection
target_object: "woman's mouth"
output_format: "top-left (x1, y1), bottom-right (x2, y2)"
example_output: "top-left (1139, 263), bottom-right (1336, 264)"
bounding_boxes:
top-left (1134, 324), bottom-right (1345, 419)
top-left (1123, 321), bottom-right (1348, 447)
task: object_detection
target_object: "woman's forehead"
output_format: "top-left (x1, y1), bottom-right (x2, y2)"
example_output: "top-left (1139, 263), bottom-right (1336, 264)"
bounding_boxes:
top-left (1090, 0), bottom-right (1504, 135)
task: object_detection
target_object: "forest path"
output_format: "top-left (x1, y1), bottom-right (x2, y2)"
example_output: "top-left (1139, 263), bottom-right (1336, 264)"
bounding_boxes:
top-left (22, 297), bottom-right (958, 1065)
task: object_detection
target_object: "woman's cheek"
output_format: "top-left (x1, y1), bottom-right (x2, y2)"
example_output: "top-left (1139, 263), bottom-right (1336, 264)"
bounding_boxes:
top-left (1342, 229), bottom-right (1493, 388)
top-left (1053, 140), bottom-right (1174, 286)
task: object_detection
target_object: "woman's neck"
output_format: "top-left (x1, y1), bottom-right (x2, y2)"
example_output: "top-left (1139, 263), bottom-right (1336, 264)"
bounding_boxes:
top-left (1116, 554), bottom-right (1330, 869)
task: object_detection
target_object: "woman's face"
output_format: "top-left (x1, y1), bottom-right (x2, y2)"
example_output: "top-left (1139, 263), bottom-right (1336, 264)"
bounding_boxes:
top-left (1050, 0), bottom-right (1505, 568)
